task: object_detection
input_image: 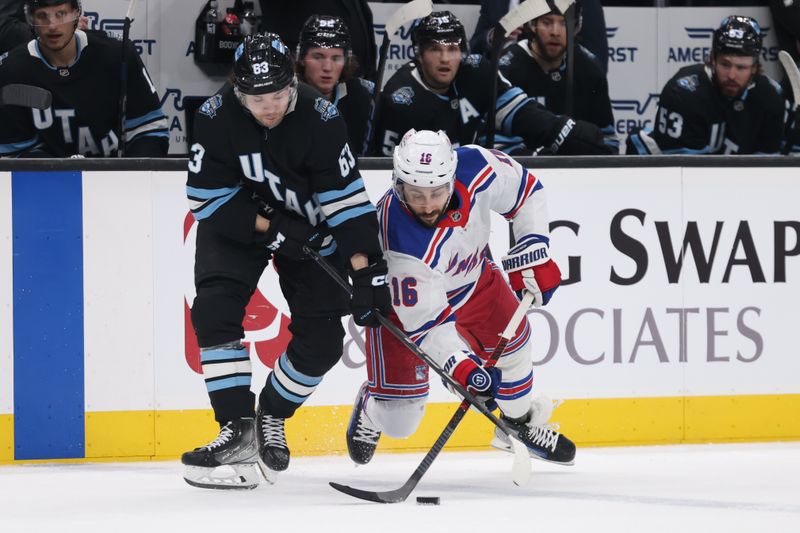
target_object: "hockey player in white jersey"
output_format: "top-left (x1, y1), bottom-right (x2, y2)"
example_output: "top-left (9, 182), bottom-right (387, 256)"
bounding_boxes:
top-left (346, 129), bottom-right (575, 466)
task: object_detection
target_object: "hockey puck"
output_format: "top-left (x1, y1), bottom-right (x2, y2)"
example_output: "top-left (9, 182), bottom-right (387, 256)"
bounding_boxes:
top-left (416, 496), bottom-right (440, 505)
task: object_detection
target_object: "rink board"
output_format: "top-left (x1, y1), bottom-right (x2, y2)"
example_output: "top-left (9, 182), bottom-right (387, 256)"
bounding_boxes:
top-left (1, 164), bottom-right (800, 462)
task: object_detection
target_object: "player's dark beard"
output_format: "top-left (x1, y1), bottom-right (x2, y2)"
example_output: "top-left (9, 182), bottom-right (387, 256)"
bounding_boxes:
top-left (712, 72), bottom-right (751, 99)
top-left (530, 31), bottom-right (564, 64)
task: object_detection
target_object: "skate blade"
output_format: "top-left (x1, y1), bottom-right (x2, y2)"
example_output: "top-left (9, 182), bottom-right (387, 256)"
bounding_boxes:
top-left (490, 436), bottom-right (575, 466)
top-left (257, 459), bottom-right (280, 485)
top-left (183, 464), bottom-right (259, 490)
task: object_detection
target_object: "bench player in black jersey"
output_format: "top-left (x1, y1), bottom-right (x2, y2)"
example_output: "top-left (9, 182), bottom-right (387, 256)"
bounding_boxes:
top-left (627, 15), bottom-right (785, 155)
top-left (374, 11), bottom-right (613, 157)
top-left (181, 33), bottom-right (390, 489)
top-left (498, 1), bottom-right (618, 153)
top-left (0, 0), bottom-right (168, 157)
top-left (295, 14), bottom-right (374, 156)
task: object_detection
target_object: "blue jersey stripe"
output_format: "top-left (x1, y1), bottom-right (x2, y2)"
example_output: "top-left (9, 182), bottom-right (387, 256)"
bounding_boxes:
top-left (12, 171), bottom-right (85, 460)
top-left (125, 109), bottom-right (168, 130)
top-left (326, 204), bottom-right (376, 227)
top-left (316, 178), bottom-right (366, 203)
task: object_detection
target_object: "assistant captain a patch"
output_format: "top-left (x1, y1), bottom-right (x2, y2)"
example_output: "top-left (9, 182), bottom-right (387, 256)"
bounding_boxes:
top-left (314, 97), bottom-right (340, 121)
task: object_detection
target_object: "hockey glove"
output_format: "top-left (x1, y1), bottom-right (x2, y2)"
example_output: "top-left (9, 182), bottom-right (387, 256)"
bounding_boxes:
top-left (549, 118), bottom-right (615, 156)
top-left (442, 351), bottom-right (501, 411)
top-left (501, 241), bottom-right (561, 307)
top-left (261, 207), bottom-right (328, 261)
top-left (349, 260), bottom-right (391, 327)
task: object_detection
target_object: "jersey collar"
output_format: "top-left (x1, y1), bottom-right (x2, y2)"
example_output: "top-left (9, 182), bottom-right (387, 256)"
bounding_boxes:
top-left (435, 181), bottom-right (470, 228)
top-left (29, 29), bottom-right (88, 71)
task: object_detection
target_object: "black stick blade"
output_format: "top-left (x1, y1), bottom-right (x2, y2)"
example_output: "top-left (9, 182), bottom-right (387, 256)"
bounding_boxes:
top-left (1, 84), bottom-right (52, 109)
top-left (329, 481), bottom-right (410, 504)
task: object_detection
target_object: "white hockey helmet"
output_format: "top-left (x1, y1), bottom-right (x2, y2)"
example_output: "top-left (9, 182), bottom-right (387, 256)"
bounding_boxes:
top-left (392, 129), bottom-right (458, 207)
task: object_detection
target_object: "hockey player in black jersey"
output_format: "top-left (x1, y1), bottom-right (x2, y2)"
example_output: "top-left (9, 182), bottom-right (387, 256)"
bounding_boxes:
top-left (0, 0), bottom-right (168, 157)
top-left (498, 1), bottom-right (618, 153)
top-left (296, 14), bottom-right (374, 156)
top-left (627, 15), bottom-right (784, 155)
top-left (374, 11), bottom-right (613, 157)
top-left (182, 33), bottom-right (390, 490)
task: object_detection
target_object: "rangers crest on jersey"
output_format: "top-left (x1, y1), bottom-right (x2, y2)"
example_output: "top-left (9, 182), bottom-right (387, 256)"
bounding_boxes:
top-left (392, 86), bottom-right (415, 106)
top-left (199, 95), bottom-right (224, 119)
top-left (314, 97), bottom-right (340, 121)
top-left (677, 74), bottom-right (699, 92)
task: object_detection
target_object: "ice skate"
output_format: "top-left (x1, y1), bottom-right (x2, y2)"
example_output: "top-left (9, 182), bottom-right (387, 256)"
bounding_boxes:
top-left (256, 406), bottom-right (290, 484)
top-left (181, 418), bottom-right (259, 490)
top-left (491, 397), bottom-right (575, 465)
top-left (346, 381), bottom-right (382, 465)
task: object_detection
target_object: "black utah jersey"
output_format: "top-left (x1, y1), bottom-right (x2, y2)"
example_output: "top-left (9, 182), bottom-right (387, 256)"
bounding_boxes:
top-left (374, 54), bottom-right (566, 156)
top-left (330, 77), bottom-right (374, 156)
top-left (187, 82), bottom-right (381, 263)
top-left (627, 63), bottom-right (785, 155)
top-left (0, 31), bottom-right (168, 157)
top-left (499, 41), bottom-right (617, 150)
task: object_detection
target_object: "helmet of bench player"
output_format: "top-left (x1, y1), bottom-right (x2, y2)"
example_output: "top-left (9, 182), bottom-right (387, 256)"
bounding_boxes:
top-left (24, 0), bottom-right (82, 28)
top-left (712, 15), bottom-right (762, 59)
top-left (411, 11), bottom-right (468, 58)
top-left (297, 14), bottom-right (352, 60)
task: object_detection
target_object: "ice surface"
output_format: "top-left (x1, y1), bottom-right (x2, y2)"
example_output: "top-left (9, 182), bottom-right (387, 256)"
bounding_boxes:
top-left (1, 443), bottom-right (798, 532)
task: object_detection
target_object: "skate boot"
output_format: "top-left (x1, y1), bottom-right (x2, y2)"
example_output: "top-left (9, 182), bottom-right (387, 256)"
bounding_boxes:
top-left (181, 418), bottom-right (259, 490)
top-left (491, 398), bottom-right (575, 465)
top-left (346, 381), bottom-right (382, 465)
top-left (256, 405), bottom-right (290, 484)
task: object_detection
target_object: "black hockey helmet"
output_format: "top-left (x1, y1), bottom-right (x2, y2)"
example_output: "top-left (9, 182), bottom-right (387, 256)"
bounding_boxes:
top-left (712, 15), bottom-right (762, 59)
top-left (297, 15), bottom-right (352, 59)
top-left (411, 11), bottom-right (468, 57)
top-left (24, 0), bottom-right (82, 27)
top-left (234, 33), bottom-right (296, 95)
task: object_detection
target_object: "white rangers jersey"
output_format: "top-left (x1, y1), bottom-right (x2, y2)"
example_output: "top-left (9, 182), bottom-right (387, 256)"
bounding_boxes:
top-left (377, 145), bottom-right (551, 365)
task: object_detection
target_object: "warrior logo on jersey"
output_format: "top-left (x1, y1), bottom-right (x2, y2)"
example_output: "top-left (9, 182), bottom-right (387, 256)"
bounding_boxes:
top-left (199, 95), bottom-right (224, 119)
top-left (463, 54), bottom-right (481, 68)
top-left (314, 97), bottom-right (340, 121)
top-left (677, 74), bottom-right (699, 92)
top-left (392, 86), bottom-right (415, 106)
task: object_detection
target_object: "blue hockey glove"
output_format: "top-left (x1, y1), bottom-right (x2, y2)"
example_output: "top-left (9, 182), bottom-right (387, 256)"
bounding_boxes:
top-left (442, 351), bottom-right (501, 411)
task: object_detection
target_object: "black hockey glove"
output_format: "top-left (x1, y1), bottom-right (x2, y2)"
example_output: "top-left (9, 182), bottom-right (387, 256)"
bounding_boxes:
top-left (261, 207), bottom-right (327, 261)
top-left (548, 118), bottom-right (616, 156)
top-left (349, 260), bottom-right (391, 328)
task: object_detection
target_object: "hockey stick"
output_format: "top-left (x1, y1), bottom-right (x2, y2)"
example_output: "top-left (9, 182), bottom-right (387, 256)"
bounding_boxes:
top-left (330, 291), bottom-right (535, 504)
top-left (363, 0), bottom-right (433, 155)
top-left (117, 0), bottom-right (138, 158)
top-left (0, 84), bottom-right (52, 109)
top-left (485, 0), bottom-right (550, 148)
top-left (302, 247), bottom-right (532, 484)
top-left (556, 0), bottom-right (576, 116)
top-left (779, 50), bottom-right (800, 155)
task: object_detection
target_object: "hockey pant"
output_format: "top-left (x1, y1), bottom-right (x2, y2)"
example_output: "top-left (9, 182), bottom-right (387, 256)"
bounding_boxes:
top-left (363, 265), bottom-right (534, 438)
top-left (191, 225), bottom-right (348, 423)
